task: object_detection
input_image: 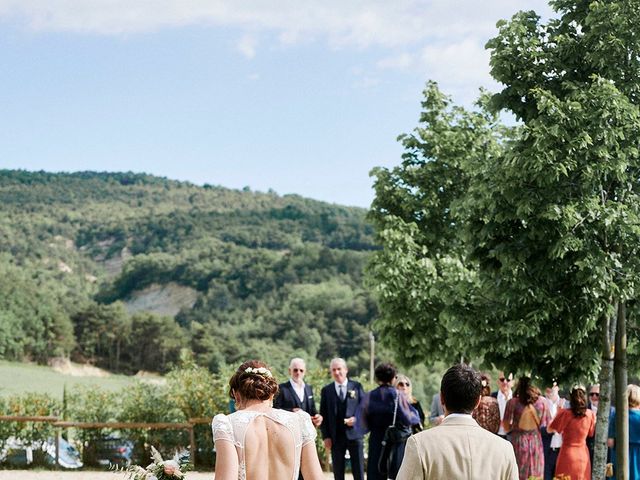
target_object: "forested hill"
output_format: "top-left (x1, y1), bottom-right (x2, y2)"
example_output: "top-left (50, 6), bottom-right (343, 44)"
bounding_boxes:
top-left (0, 170), bottom-right (377, 375)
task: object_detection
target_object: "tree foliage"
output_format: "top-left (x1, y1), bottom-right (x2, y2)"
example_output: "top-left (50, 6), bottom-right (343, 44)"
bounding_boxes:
top-left (370, 1), bottom-right (640, 384)
top-left (0, 170), bottom-right (377, 375)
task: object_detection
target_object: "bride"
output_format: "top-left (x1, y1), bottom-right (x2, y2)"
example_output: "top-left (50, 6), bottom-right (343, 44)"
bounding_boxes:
top-left (212, 360), bottom-right (325, 480)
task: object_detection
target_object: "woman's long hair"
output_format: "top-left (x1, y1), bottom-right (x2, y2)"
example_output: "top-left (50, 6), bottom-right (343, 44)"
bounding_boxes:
top-left (570, 386), bottom-right (587, 417)
top-left (516, 376), bottom-right (539, 405)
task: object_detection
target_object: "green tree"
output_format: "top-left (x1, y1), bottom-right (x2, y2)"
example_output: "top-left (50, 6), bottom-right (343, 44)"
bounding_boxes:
top-left (370, 2), bottom-right (640, 476)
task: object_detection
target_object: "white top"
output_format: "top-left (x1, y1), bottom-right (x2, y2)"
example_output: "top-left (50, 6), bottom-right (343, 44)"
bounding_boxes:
top-left (289, 379), bottom-right (306, 402)
top-left (334, 380), bottom-right (348, 398)
top-left (497, 390), bottom-right (512, 435)
top-left (212, 408), bottom-right (317, 480)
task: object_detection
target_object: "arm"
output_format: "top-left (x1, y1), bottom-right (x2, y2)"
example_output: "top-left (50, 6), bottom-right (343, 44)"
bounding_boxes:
top-left (213, 440), bottom-right (239, 480)
top-left (300, 441), bottom-right (325, 480)
top-left (319, 387), bottom-right (332, 449)
top-left (501, 399), bottom-right (513, 433)
top-left (395, 436), bottom-right (424, 480)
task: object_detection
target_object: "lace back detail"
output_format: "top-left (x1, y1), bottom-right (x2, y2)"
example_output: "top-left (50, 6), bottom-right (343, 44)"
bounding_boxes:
top-left (212, 408), bottom-right (317, 480)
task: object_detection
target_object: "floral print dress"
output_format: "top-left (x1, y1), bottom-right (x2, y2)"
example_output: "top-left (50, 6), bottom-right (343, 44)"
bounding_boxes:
top-left (504, 397), bottom-right (551, 480)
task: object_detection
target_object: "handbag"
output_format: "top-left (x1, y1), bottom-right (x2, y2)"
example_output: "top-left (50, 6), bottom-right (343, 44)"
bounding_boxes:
top-left (378, 391), bottom-right (412, 477)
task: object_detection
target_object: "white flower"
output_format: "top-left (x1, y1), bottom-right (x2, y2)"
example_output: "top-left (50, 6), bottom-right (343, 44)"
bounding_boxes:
top-left (163, 459), bottom-right (180, 476)
top-left (244, 366), bottom-right (273, 377)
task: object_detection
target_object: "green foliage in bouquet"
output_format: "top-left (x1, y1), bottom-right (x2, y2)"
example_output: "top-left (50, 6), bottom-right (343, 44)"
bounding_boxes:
top-left (117, 446), bottom-right (191, 480)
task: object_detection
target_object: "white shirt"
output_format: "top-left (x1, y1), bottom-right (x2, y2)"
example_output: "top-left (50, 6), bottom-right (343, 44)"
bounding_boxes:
top-left (497, 389), bottom-right (512, 435)
top-left (334, 380), bottom-right (348, 399)
top-left (446, 413), bottom-right (473, 419)
top-left (289, 379), bottom-right (306, 403)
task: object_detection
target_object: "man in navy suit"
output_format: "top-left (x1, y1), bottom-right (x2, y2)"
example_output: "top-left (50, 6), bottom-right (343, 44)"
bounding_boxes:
top-left (320, 357), bottom-right (365, 480)
top-left (274, 357), bottom-right (323, 427)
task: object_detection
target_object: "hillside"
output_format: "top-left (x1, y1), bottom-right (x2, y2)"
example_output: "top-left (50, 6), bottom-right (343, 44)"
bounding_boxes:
top-left (0, 170), bottom-right (377, 374)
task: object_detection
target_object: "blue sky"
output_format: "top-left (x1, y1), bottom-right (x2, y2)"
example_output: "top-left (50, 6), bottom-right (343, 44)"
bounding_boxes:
top-left (0, 1), bottom-right (550, 207)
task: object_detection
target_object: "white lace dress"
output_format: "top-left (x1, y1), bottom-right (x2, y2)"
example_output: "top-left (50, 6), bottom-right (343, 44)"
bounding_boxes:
top-left (212, 408), bottom-right (317, 480)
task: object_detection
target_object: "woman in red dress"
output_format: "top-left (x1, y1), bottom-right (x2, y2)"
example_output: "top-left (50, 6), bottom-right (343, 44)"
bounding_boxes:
top-left (547, 385), bottom-right (595, 480)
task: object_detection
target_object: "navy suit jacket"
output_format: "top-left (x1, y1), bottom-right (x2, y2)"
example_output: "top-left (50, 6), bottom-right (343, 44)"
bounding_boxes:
top-left (320, 379), bottom-right (365, 442)
top-left (273, 381), bottom-right (317, 416)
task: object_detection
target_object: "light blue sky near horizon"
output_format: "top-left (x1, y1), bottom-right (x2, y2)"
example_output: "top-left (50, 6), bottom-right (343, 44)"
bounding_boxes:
top-left (0, 1), bottom-right (550, 208)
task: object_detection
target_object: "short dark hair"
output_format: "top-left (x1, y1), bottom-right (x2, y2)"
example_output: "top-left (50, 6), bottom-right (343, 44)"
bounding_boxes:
top-left (374, 363), bottom-right (397, 384)
top-left (440, 364), bottom-right (482, 414)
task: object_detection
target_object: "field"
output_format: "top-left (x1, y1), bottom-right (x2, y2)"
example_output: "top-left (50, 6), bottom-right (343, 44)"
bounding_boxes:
top-left (0, 361), bottom-right (138, 399)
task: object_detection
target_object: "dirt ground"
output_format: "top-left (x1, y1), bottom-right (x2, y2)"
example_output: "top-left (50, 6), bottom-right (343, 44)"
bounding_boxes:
top-left (0, 471), bottom-right (346, 479)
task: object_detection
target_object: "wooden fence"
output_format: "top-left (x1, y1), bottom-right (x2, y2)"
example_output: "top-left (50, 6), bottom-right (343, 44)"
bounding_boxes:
top-left (0, 415), bottom-right (211, 467)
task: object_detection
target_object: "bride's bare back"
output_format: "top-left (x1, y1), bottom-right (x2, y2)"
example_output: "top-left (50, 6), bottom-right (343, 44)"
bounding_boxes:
top-left (213, 408), bottom-right (322, 480)
top-left (244, 415), bottom-right (295, 480)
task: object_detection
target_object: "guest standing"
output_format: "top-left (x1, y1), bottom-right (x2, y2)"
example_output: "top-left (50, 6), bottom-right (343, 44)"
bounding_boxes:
top-left (493, 372), bottom-right (514, 439)
top-left (503, 376), bottom-right (551, 480)
top-left (547, 385), bottom-right (595, 480)
top-left (359, 364), bottom-right (418, 480)
top-left (472, 373), bottom-right (500, 433)
top-left (396, 374), bottom-right (425, 433)
top-left (608, 384), bottom-right (640, 479)
top-left (320, 358), bottom-right (366, 480)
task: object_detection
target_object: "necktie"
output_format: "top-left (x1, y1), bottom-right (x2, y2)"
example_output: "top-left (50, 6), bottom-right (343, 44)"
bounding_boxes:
top-left (339, 385), bottom-right (345, 401)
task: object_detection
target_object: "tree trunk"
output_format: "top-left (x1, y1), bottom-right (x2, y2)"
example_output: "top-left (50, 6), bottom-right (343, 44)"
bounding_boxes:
top-left (594, 306), bottom-right (616, 479)
top-left (615, 301), bottom-right (628, 479)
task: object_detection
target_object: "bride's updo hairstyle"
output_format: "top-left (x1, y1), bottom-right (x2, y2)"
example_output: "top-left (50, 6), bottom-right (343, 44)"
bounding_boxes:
top-left (229, 360), bottom-right (279, 401)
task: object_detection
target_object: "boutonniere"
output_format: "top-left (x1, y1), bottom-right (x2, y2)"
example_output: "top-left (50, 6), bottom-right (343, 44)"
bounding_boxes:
top-left (348, 390), bottom-right (356, 399)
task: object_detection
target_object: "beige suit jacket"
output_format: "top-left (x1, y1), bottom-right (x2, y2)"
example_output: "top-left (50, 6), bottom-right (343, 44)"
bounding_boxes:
top-left (396, 414), bottom-right (518, 480)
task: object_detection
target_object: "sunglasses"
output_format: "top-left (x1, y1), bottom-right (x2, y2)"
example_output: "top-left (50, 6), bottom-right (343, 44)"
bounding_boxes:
top-left (397, 382), bottom-right (410, 387)
top-left (499, 377), bottom-right (509, 382)
top-left (590, 392), bottom-right (600, 397)
top-left (292, 368), bottom-right (305, 373)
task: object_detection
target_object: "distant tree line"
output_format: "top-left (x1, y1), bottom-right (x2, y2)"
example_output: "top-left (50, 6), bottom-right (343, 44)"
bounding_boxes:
top-left (0, 170), bottom-right (377, 375)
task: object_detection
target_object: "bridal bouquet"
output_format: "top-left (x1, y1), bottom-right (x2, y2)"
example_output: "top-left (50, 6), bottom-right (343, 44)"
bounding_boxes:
top-left (119, 446), bottom-right (190, 480)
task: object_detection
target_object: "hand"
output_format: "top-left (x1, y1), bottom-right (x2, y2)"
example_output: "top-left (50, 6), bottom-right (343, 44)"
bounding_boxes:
top-left (344, 416), bottom-right (355, 427)
top-left (311, 414), bottom-right (323, 427)
top-left (323, 438), bottom-right (332, 450)
top-left (292, 407), bottom-right (301, 412)
top-left (435, 415), bottom-right (444, 426)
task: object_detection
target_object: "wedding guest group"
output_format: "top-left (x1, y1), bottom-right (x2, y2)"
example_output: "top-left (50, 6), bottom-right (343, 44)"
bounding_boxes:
top-left (212, 357), bottom-right (629, 480)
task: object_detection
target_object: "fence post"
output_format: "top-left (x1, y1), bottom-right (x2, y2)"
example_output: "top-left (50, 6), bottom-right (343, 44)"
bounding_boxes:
top-left (189, 425), bottom-right (196, 468)
top-left (55, 430), bottom-right (60, 468)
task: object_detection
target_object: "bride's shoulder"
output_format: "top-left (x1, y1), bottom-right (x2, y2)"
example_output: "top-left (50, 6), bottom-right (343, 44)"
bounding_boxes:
top-left (212, 413), bottom-right (231, 428)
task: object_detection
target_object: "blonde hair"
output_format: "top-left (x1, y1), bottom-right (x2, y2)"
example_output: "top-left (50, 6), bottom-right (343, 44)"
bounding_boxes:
top-left (628, 384), bottom-right (640, 408)
top-left (396, 374), bottom-right (416, 403)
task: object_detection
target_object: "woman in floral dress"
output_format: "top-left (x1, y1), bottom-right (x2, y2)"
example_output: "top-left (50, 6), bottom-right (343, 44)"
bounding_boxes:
top-left (472, 373), bottom-right (500, 433)
top-left (503, 377), bottom-right (551, 480)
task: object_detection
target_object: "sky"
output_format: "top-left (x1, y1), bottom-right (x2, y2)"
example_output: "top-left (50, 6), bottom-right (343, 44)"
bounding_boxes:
top-left (0, 1), bottom-right (552, 208)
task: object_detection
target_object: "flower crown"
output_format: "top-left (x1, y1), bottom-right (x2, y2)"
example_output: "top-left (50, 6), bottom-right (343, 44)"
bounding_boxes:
top-left (244, 366), bottom-right (273, 378)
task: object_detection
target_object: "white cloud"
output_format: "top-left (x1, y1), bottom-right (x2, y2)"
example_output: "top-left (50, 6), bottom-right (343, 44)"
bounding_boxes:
top-left (237, 33), bottom-right (257, 59)
top-left (0, 1), bottom-right (553, 46)
top-left (377, 53), bottom-right (414, 70)
top-left (0, 0), bottom-right (553, 98)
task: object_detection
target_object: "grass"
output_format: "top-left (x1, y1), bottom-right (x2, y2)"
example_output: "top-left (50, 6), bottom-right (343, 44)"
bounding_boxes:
top-left (0, 361), bottom-right (137, 399)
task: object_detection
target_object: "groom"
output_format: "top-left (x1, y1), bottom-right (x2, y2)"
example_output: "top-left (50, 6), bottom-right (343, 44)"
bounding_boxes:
top-left (320, 357), bottom-right (365, 480)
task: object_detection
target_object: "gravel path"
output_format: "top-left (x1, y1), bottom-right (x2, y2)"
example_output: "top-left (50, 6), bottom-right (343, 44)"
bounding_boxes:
top-left (0, 471), bottom-right (347, 479)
